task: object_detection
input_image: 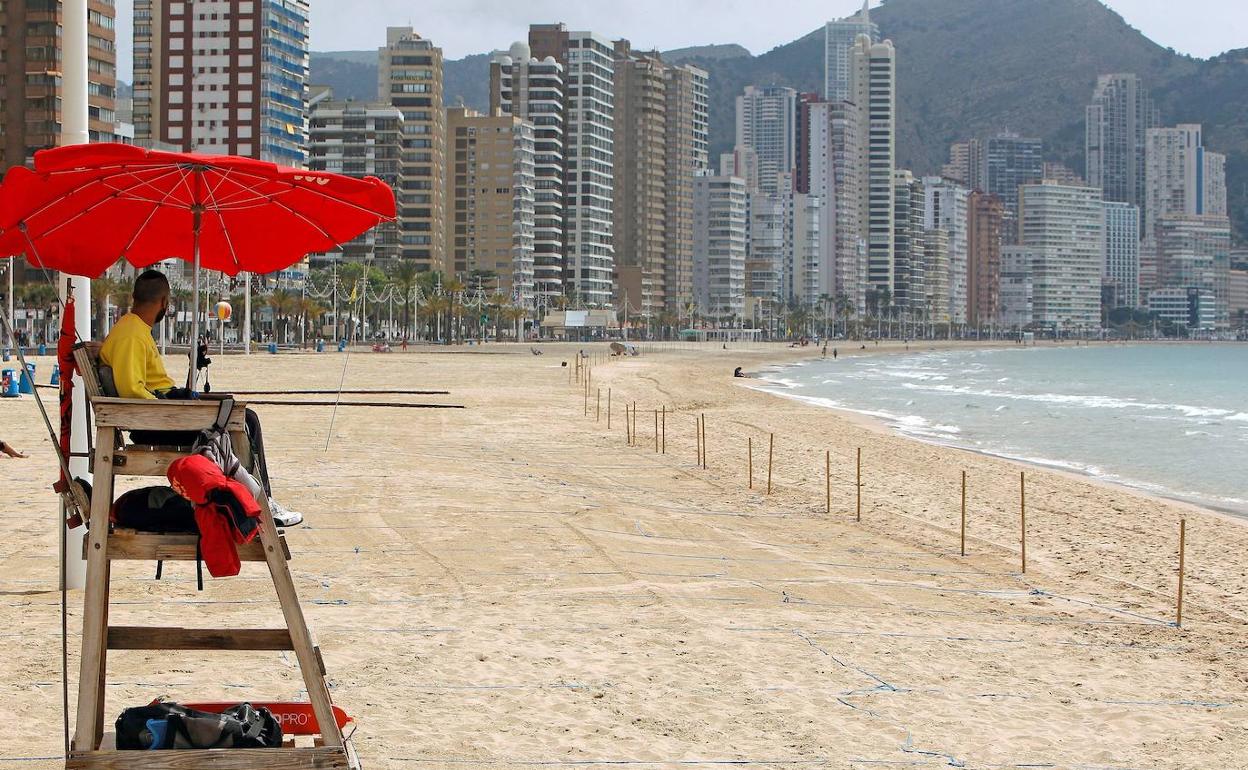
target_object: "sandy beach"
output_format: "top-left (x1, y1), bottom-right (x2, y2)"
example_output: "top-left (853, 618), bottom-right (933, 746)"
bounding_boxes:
top-left (1, 341), bottom-right (1245, 768)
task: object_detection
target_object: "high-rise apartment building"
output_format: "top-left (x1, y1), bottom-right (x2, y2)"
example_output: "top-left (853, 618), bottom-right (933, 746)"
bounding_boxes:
top-left (380, 27), bottom-right (445, 271)
top-left (444, 107), bottom-right (537, 307)
top-left (806, 100), bottom-right (863, 312)
top-left (133, 0), bottom-right (309, 163)
top-left (1086, 73), bottom-right (1159, 208)
top-left (2, 0), bottom-right (120, 169)
top-left (1143, 124), bottom-right (1227, 234)
top-left (922, 228), bottom-right (949, 324)
top-left (693, 173), bottom-right (748, 321)
top-left (850, 34), bottom-right (897, 301)
top-left (663, 62), bottom-right (710, 313)
top-left (611, 42), bottom-right (709, 317)
top-left (824, 1), bottom-right (878, 102)
top-left (530, 23), bottom-right (616, 307)
top-left (491, 42), bottom-right (565, 302)
top-left (308, 89), bottom-right (403, 265)
top-left (979, 132), bottom-right (1043, 242)
top-left (966, 192), bottom-right (1004, 327)
top-left (747, 192), bottom-right (785, 315)
top-left (790, 192), bottom-right (822, 306)
top-left (892, 171), bottom-right (925, 317)
top-left (1019, 182), bottom-right (1105, 329)
top-left (735, 85), bottom-right (797, 194)
top-left (923, 176), bottom-right (969, 324)
top-left (1102, 201), bottom-right (1141, 309)
top-left (998, 246), bottom-right (1035, 328)
top-left (1153, 214), bottom-right (1231, 328)
top-left (941, 140), bottom-right (980, 188)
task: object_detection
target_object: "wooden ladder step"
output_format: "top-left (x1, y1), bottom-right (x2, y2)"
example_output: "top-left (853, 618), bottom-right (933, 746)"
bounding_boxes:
top-left (67, 746), bottom-right (351, 769)
top-left (107, 626), bottom-right (293, 651)
top-left (88, 529), bottom-right (287, 562)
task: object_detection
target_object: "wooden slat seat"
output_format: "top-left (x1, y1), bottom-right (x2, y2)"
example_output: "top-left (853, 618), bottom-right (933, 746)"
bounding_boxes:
top-left (107, 626), bottom-right (294, 651)
top-left (86, 528), bottom-right (281, 562)
top-left (66, 746), bottom-right (351, 769)
top-left (91, 397), bottom-right (248, 432)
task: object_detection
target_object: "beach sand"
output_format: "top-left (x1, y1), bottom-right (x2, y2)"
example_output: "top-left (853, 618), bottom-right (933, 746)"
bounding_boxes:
top-left (1, 341), bottom-right (1245, 768)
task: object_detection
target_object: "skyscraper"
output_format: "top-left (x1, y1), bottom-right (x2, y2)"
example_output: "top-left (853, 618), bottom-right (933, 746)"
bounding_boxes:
top-left (611, 42), bottom-right (709, 318)
top-left (735, 85), bottom-right (797, 195)
top-left (379, 27), bottom-right (445, 271)
top-left (308, 89), bottom-right (404, 266)
top-left (3, 0), bottom-right (120, 170)
top-left (806, 100), bottom-right (863, 312)
top-left (967, 192), bottom-right (1005, 327)
top-left (1086, 73), bottom-right (1159, 209)
top-left (1102, 201), bottom-right (1141, 309)
top-left (850, 34), bottom-right (897, 302)
top-left (979, 132), bottom-right (1043, 242)
top-left (824, 2), bottom-right (878, 102)
top-left (530, 23), bottom-right (616, 307)
top-left (664, 63), bottom-right (710, 314)
top-left (892, 171), bottom-right (926, 318)
top-left (444, 107), bottom-right (537, 307)
top-left (924, 177), bottom-right (970, 324)
top-left (1153, 214), bottom-right (1232, 328)
top-left (693, 172), bottom-right (748, 321)
top-left (491, 42), bottom-right (565, 302)
top-left (1143, 124), bottom-right (1228, 234)
top-left (133, 0), bottom-right (309, 164)
top-left (1019, 182), bottom-right (1105, 330)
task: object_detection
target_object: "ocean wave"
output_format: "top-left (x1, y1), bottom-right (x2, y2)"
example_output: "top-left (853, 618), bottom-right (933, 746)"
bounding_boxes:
top-left (900, 382), bottom-right (1240, 421)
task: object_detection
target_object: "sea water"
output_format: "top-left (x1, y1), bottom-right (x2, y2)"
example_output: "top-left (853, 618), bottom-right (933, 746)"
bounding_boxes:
top-left (755, 344), bottom-right (1248, 517)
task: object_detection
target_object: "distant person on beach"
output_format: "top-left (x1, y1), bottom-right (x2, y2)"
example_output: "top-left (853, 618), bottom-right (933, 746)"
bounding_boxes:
top-left (101, 270), bottom-right (303, 527)
top-left (833, 348), bottom-right (838, 359)
top-left (733, 367), bottom-right (747, 378)
top-left (0, 439), bottom-right (27, 458)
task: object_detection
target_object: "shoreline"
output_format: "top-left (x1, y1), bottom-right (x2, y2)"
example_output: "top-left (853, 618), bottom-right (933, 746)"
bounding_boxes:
top-left (745, 345), bottom-right (1248, 526)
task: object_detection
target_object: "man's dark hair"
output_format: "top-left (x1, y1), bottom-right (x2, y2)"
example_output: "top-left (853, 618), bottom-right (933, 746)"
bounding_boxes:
top-left (132, 270), bottom-right (170, 306)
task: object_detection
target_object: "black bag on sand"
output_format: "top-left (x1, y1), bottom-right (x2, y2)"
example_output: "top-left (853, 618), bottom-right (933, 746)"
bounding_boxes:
top-left (115, 701), bottom-right (283, 750)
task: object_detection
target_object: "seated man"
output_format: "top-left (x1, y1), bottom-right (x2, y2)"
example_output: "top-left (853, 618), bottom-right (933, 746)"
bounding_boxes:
top-left (101, 270), bottom-right (303, 526)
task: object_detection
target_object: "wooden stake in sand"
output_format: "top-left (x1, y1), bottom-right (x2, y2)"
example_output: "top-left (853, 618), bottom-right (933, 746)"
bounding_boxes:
top-left (1020, 470), bottom-right (1027, 573)
top-left (856, 447), bottom-right (862, 522)
top-left (632, 401), bottom-right (638, 446)
top-left (748, 437), bottom-right (753, 490)
top-left (661, 406), bottom-right (666, 454)
top-left (826, 450), bottom-right (831, 514)
top-left (960, 470), bottom-right (967, 557)
top-left (625, 403), bottom-right (632, 445)
top-left (654, 409), bottom-right (659, 453)
top-left (766, 433), bottom-right (774, 495)
top-left (1176, 518), bottom-right (1187, 627)
top-left (700, 413), bottom-right (707, 470)
top-left (695, 415), bottom-right (701, 465)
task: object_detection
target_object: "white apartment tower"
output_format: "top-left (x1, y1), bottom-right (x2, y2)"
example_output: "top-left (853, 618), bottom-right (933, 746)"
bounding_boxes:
top-left (850, 34), bottom-right (897, 302)
top-left (529, 24), bottom-right (616, 307)
top-left (132, 0), bottom-right (311, 164)
top-left (1086, 73), bottom-right (1159, 209)
top-left (693, 173), bottom-right (748, 321)
top-left (1019, 182), bottom-right (1105, 330)
top-left (491, 43), bottom-right (566, 302)
top-left (824, 1), bottom-right (879, 102)
top-left (735, 85), bottom-right (797, 195)
top-left (923, 177), bottom-right (970, 324)
top-left (1143, 124), bottom-right (1228, 234)
top-left (1103, 201), bottom-right (1141, 309)
top-left (807, 100), bottom-right (864, 313)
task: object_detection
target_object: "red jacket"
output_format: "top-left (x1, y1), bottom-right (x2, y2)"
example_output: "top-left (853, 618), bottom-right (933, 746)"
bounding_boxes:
top-left (167, 454), bottom-right (262, 577)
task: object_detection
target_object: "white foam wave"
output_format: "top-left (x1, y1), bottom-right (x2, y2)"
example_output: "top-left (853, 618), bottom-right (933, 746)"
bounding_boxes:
top-left (900, 382), bottom-right (1239, 421)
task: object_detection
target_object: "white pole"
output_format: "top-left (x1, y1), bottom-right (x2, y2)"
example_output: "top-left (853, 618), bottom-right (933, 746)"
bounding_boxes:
top-left (5, 261), bottom-right (12, 350)
top-left (243, 272), bottom-right (252, 354)
top-left (58, 0), bottom-right (91, 591)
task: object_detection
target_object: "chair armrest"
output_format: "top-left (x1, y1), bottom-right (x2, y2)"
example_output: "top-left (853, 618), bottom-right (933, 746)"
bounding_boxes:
top-left (89, 397), bottom-right (248, 431)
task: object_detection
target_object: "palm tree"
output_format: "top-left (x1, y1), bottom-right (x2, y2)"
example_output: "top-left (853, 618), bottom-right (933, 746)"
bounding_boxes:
top-left (443, 276), bottom-right (466, 344)
top-left (390, 261), bottom-right (420, 341)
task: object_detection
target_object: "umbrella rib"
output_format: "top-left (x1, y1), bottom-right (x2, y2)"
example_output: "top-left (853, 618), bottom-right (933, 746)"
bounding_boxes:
top-left (201, 169), bottom-right (244, 272)
top-left (26, 166), bottom-right (191, 240)
top-left (197, 163), bottom-right (395, 219)
top-left (117, 165), bottom-right (197, 259)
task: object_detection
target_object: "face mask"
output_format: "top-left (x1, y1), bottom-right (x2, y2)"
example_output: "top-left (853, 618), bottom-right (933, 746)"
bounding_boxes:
top-left (155, 302), bottom-right (169, 324)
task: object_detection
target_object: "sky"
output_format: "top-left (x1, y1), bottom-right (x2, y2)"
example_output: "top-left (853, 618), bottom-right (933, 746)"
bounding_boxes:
top-left (111, 0), bottom-right (1245, 82)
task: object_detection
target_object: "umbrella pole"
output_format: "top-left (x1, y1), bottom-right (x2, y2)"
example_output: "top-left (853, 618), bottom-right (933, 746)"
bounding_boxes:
top-left (188, 207), bottom-right (202, 391)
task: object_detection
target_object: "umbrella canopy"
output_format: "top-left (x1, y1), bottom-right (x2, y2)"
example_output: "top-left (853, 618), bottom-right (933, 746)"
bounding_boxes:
top-left (0, 143), bottom-right (395, 277)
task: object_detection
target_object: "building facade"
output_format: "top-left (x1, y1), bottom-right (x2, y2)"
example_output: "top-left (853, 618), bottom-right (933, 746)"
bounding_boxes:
top-left (379, 27), bottom-right (445, 271)
top-left (444, 107), bottom-right (537, 307)
top-left (308, 91), bottom-right (403, 265)
top-left (1102, 200), bottom-right (1141, 309)
top-left (530, 24), bottom-right (616, 307)
top-left (692, 173), bottom-right (748, 321)
top-left (892, 171), bottom-right (925, 318)
top-left (1086, 73), bottom-right (1158, 209)
top-left (735, 85), bottom-right (797, 195)
top-left (823, 1), bottom-right (877, 102)
top-left (979, 132), bottom-right (1043, 242)
top-left (923, 176), bottom-right (969, 324)
top-left (2, 0), bottom-right (121, 169)
top-left (663, 62), bottom-right (710, 314)
top-left (491, 42), bottom-right (565, 303)
top-left (806, 99), bottom-right (864, 313)
top-left (1143, 124), bottom-right (1227, 234)
top-left (998, 246), bottom-right (1034, 328)
top-left (133, 0), bottom-right (309, 164)
top-left (1019, 182), bottom-right (1105, 330)
top-left (1153, 214), bottom-right (1232, 328)
top-left (850, 34), bottom-right (897, 302)
top-left (967, 192), bottom-right (1004, 328)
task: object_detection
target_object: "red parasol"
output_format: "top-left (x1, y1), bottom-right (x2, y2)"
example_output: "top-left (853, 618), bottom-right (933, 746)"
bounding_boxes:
top-left (0, 143), bottom-right (395, 387)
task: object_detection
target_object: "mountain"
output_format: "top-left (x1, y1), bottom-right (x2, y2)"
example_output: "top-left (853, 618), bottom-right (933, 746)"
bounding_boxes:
top-left (311, 0), bottom-right (1247, 238)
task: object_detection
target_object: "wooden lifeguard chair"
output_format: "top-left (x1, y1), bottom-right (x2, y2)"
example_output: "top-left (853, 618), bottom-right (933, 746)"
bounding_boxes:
top-left (65, 343), bottom-right (356, 769)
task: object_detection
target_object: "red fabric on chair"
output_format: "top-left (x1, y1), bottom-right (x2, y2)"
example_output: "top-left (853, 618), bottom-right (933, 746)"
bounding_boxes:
top-left (167, 454), bottom-right (263, 578)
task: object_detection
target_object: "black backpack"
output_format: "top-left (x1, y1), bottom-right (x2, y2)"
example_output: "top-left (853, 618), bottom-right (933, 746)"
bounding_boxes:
top-left (116, 701), bottom-right (283, 750)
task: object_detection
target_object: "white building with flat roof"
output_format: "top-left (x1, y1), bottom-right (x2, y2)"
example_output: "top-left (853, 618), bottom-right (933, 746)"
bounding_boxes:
top-left (1019, 182), bottom-right (1105, 330)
